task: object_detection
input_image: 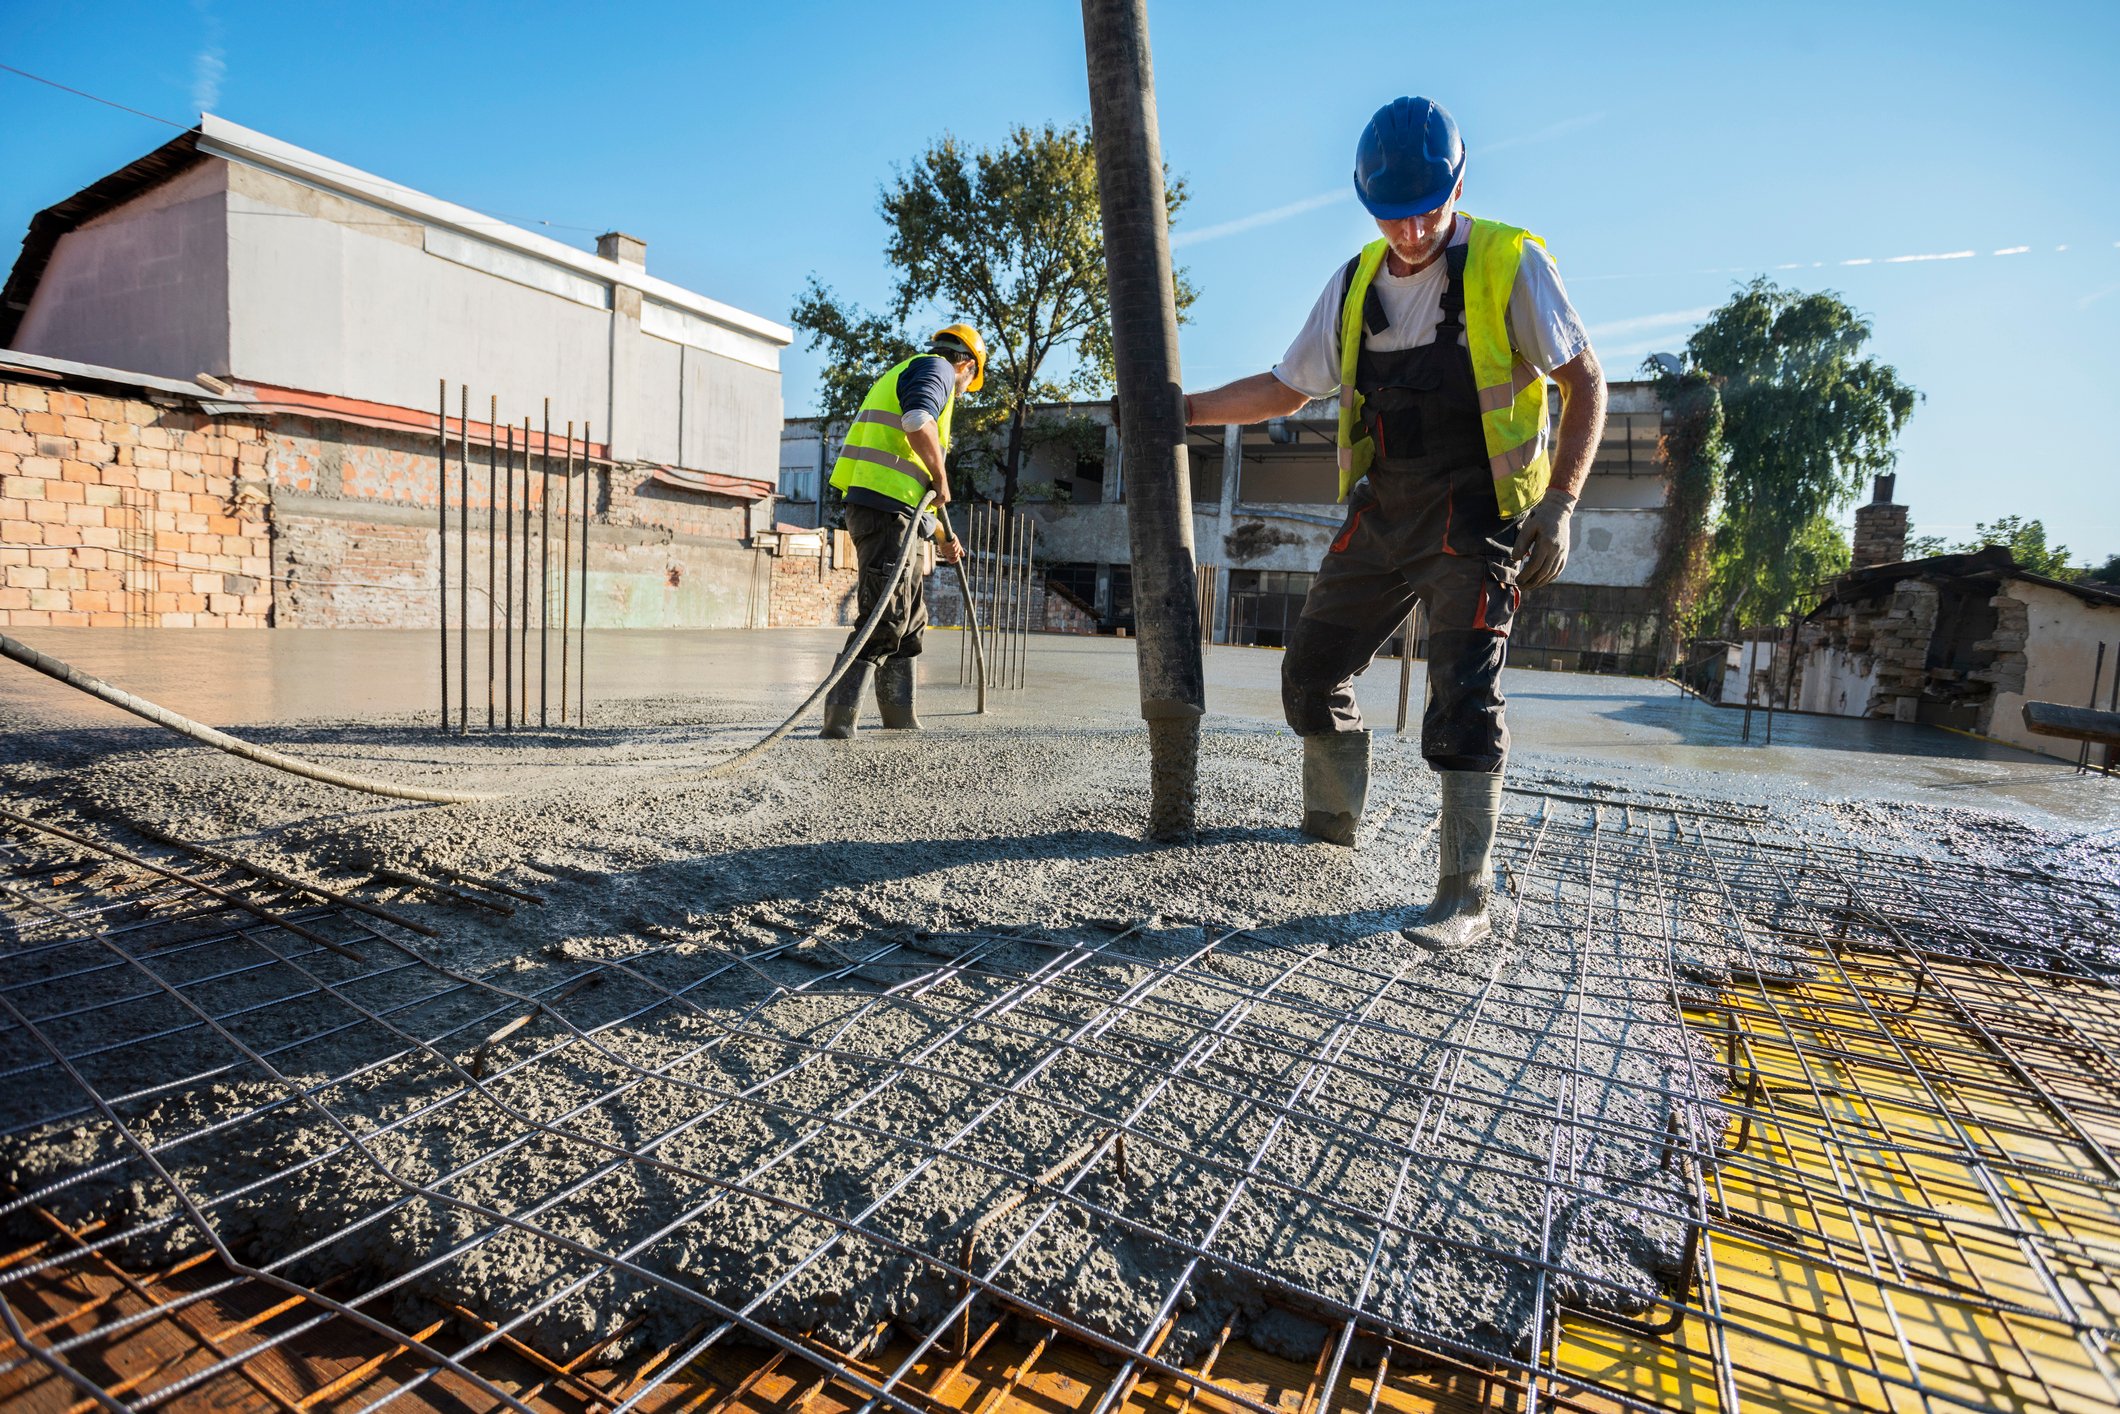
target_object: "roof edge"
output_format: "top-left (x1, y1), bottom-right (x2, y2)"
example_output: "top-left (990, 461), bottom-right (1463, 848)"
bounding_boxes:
top-left (196, 115), bottom-right (793, 348)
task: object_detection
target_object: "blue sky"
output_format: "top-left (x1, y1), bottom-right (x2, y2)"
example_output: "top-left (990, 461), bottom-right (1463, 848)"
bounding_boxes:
top-left (5, 1), bottom-right (2116, 563)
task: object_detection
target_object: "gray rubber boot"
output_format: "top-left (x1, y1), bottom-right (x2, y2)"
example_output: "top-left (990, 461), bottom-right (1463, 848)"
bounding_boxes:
top-left (819, 660), bottom-right (872, 739)
top-left (875, 657), bottom-right (921, 730)
top-left (1402, 769), bottom-right (1502, 948)
top-left (1300, 730), bottom-right (1370, 846)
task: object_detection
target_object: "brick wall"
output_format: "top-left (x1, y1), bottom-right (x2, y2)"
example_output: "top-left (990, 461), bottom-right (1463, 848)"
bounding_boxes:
top-left (1, 379), bottom-right (271, 627)
top-left (0, 374), bottom-right (773, 630)
top-left (768, 551), bottom-right (860, 628)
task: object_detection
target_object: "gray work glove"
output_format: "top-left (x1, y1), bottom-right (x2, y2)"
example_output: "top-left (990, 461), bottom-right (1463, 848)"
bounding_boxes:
top-left (916, 509), bottom-right (940, 542)
top-left (1513, 491), bottom-right (1577, 591)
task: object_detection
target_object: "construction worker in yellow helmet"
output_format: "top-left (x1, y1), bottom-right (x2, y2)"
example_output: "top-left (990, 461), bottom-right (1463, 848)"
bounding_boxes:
top-left (818, 324), bottom-right (984, 738)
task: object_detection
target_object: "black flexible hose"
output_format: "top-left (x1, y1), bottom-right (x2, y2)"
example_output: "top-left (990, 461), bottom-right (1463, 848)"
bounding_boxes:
top-left (702, 491), bottom-right (937, 777)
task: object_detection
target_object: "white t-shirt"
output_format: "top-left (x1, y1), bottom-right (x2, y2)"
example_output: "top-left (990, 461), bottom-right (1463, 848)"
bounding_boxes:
top-left (1272, 213), bottom-right (1590, 401)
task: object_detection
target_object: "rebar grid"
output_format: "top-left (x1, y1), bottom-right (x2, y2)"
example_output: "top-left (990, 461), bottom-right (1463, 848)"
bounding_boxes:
top-left (0, 795), bottom-right (2115, 1414)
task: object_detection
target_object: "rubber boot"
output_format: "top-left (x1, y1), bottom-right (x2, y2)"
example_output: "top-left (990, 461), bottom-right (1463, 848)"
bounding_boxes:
top-left (1402, 770), bottom-right (1502, 949)
top-left (1300, 730), bottom-right (1370, 846)
top-left (875, 657), bottom-right (921, 730)
top-left (819, 660), bottom-right (872, 739)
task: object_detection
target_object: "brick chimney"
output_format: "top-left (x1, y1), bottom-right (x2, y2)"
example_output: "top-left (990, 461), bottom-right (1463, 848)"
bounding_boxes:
top-left (1852, 473), bottom-right (1908, 568)
top-left (596, 231), bottom-right (646, 269)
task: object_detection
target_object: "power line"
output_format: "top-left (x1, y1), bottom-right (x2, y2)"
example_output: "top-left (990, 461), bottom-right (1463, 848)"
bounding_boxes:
top-left (1, 60), bottom-right (603, 238)
top-left (0, 61), bottom-right (187, 129)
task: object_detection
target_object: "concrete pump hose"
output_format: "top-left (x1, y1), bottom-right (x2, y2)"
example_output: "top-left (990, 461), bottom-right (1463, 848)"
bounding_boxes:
top-left (0, 632), bottom-right (494, 805)
top-left (703, 491), bottom-right (937, 778)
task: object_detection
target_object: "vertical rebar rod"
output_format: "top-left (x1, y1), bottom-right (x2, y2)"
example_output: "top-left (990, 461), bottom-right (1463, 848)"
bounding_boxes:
top-left (503, 422), bottom-right (515, 731)
top-left (521, 414), bottom-right (533, 725)
top-left (1396, 607), bottom-right (1415, 735)
top-left (959, 513), bottom-right (971, 689)
top-left (979, 505), bottom-right (996, 690)
top-left (540, 400), bottom-right (551, 729)
top-left (579, 420), bottom-right (591, 728)
top-left (1020, 519), bottom-right (1036, 689)
top-left (487, 397), bottom-right (497, 731)
top-left (997, 508), bottom-right (1014, 690)
top-left (560, 420), bottom-right (574, 727)
top-left (1015, 511), bottom-right (1030, 689)
top-left (437, 379), bottom-right (449, 733)
top-left (2081, 643), bottom-right (2106, 774)
top-left (2105, 642), bottom-right (2118, 775)
top-left (458, 386), bottom-right (469, 734)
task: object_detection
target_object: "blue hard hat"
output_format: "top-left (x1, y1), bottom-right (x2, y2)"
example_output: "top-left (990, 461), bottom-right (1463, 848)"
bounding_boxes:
top-left (1353, 97), bottom-right (1465, 219)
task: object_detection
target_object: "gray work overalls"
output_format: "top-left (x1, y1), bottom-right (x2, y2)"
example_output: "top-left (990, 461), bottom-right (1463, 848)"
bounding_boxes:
top-left (1280, 241), bottom-right (1524, 773)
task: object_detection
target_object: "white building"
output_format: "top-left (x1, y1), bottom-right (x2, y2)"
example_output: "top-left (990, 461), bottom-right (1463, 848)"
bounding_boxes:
top-left (3, 115), bottom-right (791, 482)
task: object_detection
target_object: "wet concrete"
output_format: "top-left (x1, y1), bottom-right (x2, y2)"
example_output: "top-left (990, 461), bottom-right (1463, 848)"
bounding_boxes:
top-left (0, 624), bottom-right (2112, 1368)
top-left (3, 626), bottom-right (2113, 828)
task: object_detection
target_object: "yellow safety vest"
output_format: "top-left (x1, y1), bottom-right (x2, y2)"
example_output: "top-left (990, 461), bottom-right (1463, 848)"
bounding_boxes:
top-left (829, 355), bottom-right (956, 509)
top-left (1334, 216), bottom-right (1552, 517)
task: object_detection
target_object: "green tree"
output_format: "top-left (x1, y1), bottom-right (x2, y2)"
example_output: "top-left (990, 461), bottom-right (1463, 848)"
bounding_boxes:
top-left (1643, 365), bottom-right (1725, 642)
top-left (791, 120), bottom-right (1192, 505)
top-left (1906, 515), bottom-right (2077, 577)
top-left (2086, 553), bottom-right (2120, 587)
top-left (1680, 279), bottom-right (1919, 630)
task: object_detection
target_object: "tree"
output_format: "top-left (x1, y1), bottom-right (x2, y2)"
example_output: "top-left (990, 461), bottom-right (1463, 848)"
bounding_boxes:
top-left (1679, 279), bottom-right (1919, 630)
top-left (1643, 366), bottom-right (1724, 644)
top-left (792, 120), bottom-right (1192, 506)
top-left (2087, 553), bottom-right (2120, 587)
top-left (1906, 515), bottom-right (2078, 578)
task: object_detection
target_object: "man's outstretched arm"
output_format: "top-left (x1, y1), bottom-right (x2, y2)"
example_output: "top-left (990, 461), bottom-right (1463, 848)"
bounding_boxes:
top-left (1183, 372), bottom-right (1315, 427)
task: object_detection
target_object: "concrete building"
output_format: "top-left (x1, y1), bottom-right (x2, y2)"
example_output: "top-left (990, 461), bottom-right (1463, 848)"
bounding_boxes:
top-left (2, 117), bottom-right (804, 630)
top-left (1713, 476), bottom-right (2120, 764)
top-left (783, 380), bottom-right (1674, 670)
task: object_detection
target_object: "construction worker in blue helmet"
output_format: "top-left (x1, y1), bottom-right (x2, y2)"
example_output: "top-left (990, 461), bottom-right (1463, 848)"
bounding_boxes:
top-left (1179, 96), bottom-right (1607, 948)
top-left (819, 325), bottom-right (980, 738)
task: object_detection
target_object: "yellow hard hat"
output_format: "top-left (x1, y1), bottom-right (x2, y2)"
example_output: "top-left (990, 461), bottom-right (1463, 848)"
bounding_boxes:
top-left (930, 323), bottom-right (986, 392)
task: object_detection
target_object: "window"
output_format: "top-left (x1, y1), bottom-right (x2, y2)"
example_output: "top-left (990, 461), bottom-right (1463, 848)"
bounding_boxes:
top-left (1226, 570), bottom-right (1317, 648)
top-left (778, 468), bottom-right (818, 502)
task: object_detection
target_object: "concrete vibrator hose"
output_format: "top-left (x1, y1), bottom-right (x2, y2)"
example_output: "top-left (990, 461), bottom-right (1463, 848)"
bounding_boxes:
top-left (0, 632), bottom-right (494, 805)
top-left (703, 491), bottom-right (974, 778)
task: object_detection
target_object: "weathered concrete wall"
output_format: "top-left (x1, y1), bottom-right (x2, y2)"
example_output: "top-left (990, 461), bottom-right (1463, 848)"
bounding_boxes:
top-left (16, 144), bottom-right (787, 487)
top-left (14, 163), bottom-right (230, 383)
top-left (1559, 508), bottom-right (1661, 589)
top-left (0, 378), bottom-right (270, 627)
top-left (1985, 579), bottom-right (2120, 762)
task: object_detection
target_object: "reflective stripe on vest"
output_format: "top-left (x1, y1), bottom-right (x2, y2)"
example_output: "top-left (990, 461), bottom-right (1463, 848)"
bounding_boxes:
top-left (828, 355), bottom-right (957, 508)
top-left (1333, 217), bottom-right (1553, 518)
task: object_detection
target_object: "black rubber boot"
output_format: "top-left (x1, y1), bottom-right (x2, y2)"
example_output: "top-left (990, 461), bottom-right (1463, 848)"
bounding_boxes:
top-left (820, 660), bottom-right (872, 739)
top-left (1402, 770), bottom-right (1502, 948)
top-left (1300, 730), bottom-right (1370, 846)
top-left (876, 657), bottom-right (921, 730)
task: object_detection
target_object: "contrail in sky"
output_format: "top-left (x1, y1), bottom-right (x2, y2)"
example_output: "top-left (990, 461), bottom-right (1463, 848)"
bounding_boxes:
top-left (1172, 111), bottom-right (1607, 250)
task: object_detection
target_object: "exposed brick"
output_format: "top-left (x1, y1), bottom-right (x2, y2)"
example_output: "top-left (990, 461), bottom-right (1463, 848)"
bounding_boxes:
top-left (22, 412), bottom-right (64, 437)
top-left (3, 520), bottom-right (43, 544)
top-left (28, 588), bottom-right (66, 611)
top-left (44, 480), bottom-right (84, 504)
top-left (7, 386), bottom-right (49, 413)
top-left (3, 477), bottom-right (44, 500)
top-left (48, 392), bottom-right (87, 418)
top-left (5, 566), bottom-right (46, 589)
top-left (0, 587), bottom-right (27, 610)
top-left (61, 416), bottom-right (100, 440)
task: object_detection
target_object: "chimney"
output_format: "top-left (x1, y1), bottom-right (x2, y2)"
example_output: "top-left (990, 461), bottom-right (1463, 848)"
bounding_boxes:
top-left (1851, 473), bottom-right (1908, 568)
top-left (596, 231), bottom-right (646, 269)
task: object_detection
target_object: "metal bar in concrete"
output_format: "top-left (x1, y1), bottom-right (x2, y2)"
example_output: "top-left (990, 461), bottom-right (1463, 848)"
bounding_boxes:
top-left (2107, 644), bottom-right (2118, 774)
top-left (503, 422), bottom-right (515, 732)
top-left (540, 400), bottom-right (551, 730)
top-left (486, 397), bottom-right (497, 731)
top-left (2080, 643), bottom-right (2106, 773)
top-left (437, 379), bottom-right (448, 734)
top-left (1396, 608), bottom-right (1416, 735)
top-left (458, 387), bottom-right (469, 735)
top-left (579, 421), bottom-right (591, 727)
top-left (521, 415), bottom-right (533, 726)
top-left (1020, 519), bottom-right (1036, 690)
top-left (560, 420), bottom-right (574, 727)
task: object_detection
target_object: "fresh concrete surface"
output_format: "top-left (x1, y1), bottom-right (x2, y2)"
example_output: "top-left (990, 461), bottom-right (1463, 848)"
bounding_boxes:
top-left (3, 626), bottom-right (2113, 828)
